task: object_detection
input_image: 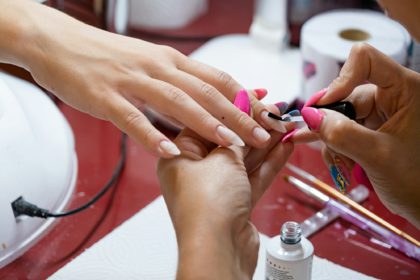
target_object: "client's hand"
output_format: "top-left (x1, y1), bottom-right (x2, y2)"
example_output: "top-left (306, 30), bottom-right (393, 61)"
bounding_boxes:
top-left (157, 129), bottom-right (293, 279)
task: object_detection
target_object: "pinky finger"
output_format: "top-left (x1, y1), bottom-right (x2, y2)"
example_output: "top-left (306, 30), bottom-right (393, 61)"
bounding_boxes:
top-left (107, 97), bottom-right (181, 158)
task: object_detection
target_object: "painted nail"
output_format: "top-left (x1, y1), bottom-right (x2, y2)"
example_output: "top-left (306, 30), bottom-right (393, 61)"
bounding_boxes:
top-left (287, 109), bottom-right (301, 116)
top-left (329, 164), bottom-right (348, 193)
top-left (233, 89), bottom-right (251, 116)
top-left (253, 126), bottom-right (271, 143)
top-left (301, 107), bottom-right (325, 132)
top-left (274, 102), bottom-right (289, 114)
top-left (304, 88), bottom-right (328, 107)
top-left (353, 163), bottom-right (373, 189)
top-left (216, 125), bottom-right (245, 146)
top-left (159, 140), bottom-right (181, 156)
top-left (260, 111), bottom-right (287, 133)
top-left (281, 128), bottom-right (299, 143)
top-left (333, 157), bottom-right (351, 186)
top-left (254, 88), bottom-right (268, 100)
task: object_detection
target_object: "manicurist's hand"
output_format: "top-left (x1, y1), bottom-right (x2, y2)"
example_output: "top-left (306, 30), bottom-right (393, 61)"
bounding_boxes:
top-left (0, 0), bottom-right (274, 158)
top-left (294, 43), bottom-right (420, 228)
top-left (157, 127), bottom-right (293, 279)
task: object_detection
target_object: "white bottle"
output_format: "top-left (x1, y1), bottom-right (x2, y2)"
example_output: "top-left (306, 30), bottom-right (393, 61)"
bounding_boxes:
top-left (265, 221), bottom-right (314, 280)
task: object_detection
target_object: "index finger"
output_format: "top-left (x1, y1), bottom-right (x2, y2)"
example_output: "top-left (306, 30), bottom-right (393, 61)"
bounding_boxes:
top-left (178, 58), bottom-right (271, 146)
top-left (319, 43), bottom-right (407, 105)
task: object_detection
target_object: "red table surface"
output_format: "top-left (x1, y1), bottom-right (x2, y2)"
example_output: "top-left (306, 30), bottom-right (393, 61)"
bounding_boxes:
top-left (1, 0), bottom-right (419, 279)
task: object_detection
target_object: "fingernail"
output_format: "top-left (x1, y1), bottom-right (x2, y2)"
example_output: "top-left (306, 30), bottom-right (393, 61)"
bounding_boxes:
top-left (329, 164), bottom-right (349, 193)
top-left (233, 89), bottom-right (251, 116)
top-left (159, 140), bottom-right (181, 156)
top-left (301, 107), bottom-right (325, 132)
top-left (333, 157), bottom-right (351, 186)
top-left (353, 163), bottom-right (373, 189)
top-left (281, 128), bottom-right (299, 143)
top-left (216, 125), bottom-right (245, 146)
top-left (260, 111), bottom-right (287, 133)
top-left (274, 102), bottom-right (289, 114)
top-left (253, 126), bottom-right (271, 143)
top-left (304, 88), bottom-right (328, 107)
top-left (254, 88), bottom-right (268, 100)
top-left (287, 109), bottom-right (301, 116)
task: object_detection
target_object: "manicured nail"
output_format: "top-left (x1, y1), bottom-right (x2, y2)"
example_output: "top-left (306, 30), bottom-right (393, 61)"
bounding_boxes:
top-left (233, 89), bottom-right (251, 116)
top-left (301, 107), bottom-right (325, 132)
top-left (253, 126), bottom-right (271, 143)
top-left (159, 140), bottom-right (181, 156)
top-left (287, 109), bottom-right (301, 116)
top-left (304, 88), bottom-right (328, 107)
top-left (274, 102), bottom-right (289, 114)
top-left (281, 128), bottom-right (299, 143)
top-left (353, 163), bottom-right (373, 189)
top-left (260, 111), bottom-right (287, 133)
top-left (216, 125), bottom-right (245, 146)
top-left (333, 157), bottom-right (351, 186)
top-left (254, 88), bottom-right (268, 100)
top-left (329, 164), bottom-right (349, 193)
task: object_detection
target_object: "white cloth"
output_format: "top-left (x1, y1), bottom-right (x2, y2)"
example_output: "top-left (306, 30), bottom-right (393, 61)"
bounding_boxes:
top-left (50, 196), bottom-right (377, 280)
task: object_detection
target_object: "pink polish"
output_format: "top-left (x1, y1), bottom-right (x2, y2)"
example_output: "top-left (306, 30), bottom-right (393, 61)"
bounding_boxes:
top-left (353, 163), bottom-right (373, 189)
top-left (234, 89), bottom-right (251, 116)
top-left (304, 88), bottom-right (328, 107)
top-left (254, 88), bottom-right (268, 100)
top-left (281, 128), bottom-right (299, 143)
top-left (301, 107), bottom-right (325, 132)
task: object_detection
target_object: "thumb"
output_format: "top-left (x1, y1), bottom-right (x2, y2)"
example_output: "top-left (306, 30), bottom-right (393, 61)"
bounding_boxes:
top-left (301, 107), bottom-right (388, 167)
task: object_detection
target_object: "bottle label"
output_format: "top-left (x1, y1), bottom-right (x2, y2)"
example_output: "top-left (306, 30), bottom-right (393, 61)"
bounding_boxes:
top-left (265, 253), bottom-right (313, 280)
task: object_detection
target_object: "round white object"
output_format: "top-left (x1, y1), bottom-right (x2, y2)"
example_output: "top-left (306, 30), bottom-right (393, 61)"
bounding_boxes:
top-left (0, 73), bottom-right (77, 268)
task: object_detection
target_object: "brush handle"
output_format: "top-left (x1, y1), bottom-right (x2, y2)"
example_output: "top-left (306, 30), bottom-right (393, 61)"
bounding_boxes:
top-left (327, 199), bottom-right (420, 261)
top-left (301, 185), bottom-right (368, 238)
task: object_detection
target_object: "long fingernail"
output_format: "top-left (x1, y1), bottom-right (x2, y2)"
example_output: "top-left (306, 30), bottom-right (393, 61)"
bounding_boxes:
top-left (254, 88), bottom-right (268, 100)
top-left (329, 164), bottom-right (349, 193)
top-left (159, 140), bottom-right (181, 156)
top-left (304, 88), bottom-right (328, 107)
top-left (253, 126), bottom-right (271, 143)
top-left (333, 157), bottom-right (351, 186)
top-left (281, 128), bottom-right (299, 143)
top-left (274, 102), bottom-right (289, 114)
top-left (353, 163), bottom-right (373, 189)
top-left (301, 107), bottom-right (325, 132)
top-left (260, 110), bottom-right (287, 133)
top-left (216, 125), bottom-right (245, 146)
top-left (233, 89), bottom-right (251, 116)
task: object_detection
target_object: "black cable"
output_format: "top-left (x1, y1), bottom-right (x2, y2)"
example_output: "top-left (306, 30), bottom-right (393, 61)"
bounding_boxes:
top-left (11, 133), bottom-right (127, 219)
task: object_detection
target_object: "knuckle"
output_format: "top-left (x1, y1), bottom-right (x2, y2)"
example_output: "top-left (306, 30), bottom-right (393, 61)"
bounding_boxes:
top-left (197, 113), bottom-right (215, 128)
top-left (124, 110), bottom-right (143, 130)
top-left (322, 119), bottom-right (350, 147)
top-left (141, 126), bottom-right (157, 146)
top-left (200, 82), bottom-right (219, 102)
top-left (216, 70), bottom-right (234, 88)
top-left (234, 111), bottom-right (251, 127)
top-left (167, 87), bottom-right (186, 104)
top-left (351, 42), bottom-right (371, 57)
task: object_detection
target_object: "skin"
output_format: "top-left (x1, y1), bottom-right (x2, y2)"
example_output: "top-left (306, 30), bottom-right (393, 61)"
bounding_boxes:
top-left (376, 0), bottom-right (420, 41)
top-left (294, 43), bottom-right (420, 228)
top-left (158, 129), bottom-right (293, 279)
top-left (0, 0), bottom-right (276, 158)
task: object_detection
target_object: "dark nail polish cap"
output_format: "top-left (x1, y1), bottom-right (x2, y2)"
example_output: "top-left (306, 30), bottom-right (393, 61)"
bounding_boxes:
top-left (312, 101), bottom-right (356, 120)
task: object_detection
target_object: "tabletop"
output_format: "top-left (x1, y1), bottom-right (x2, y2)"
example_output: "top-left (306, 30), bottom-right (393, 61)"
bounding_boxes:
top-left (0, 1), bottom-right (419, 279)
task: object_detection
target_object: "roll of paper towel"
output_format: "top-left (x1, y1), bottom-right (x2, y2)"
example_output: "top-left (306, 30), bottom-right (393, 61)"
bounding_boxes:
top-left (300, 10), bottom-right (408, 101)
